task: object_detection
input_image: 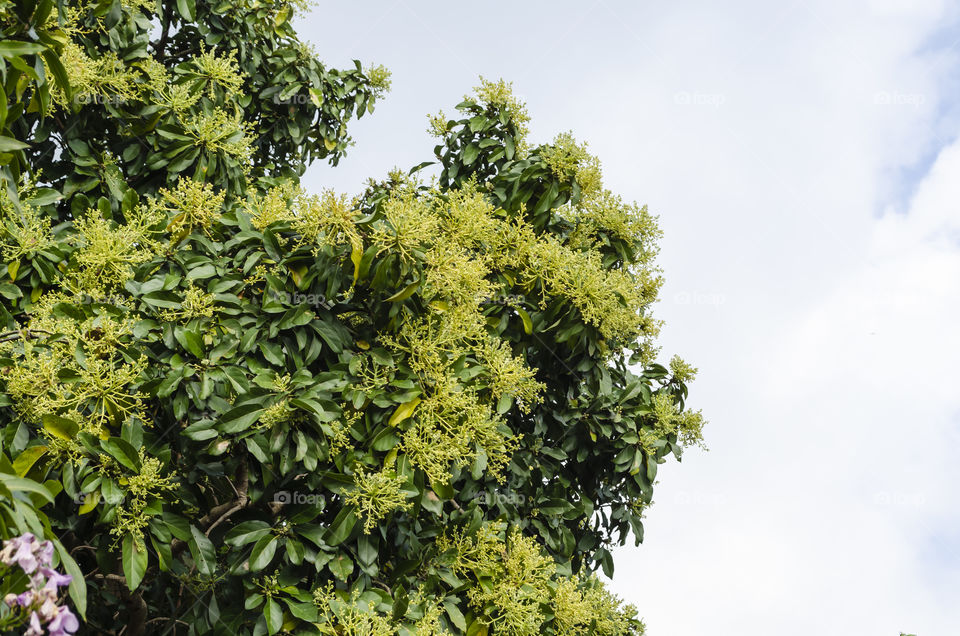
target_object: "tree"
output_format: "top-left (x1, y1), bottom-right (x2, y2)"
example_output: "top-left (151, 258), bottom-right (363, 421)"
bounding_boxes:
top-left (0, 0), bottom-right (705, 634)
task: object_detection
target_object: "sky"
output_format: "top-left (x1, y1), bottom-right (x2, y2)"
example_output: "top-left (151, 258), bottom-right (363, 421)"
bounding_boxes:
top-left (297, 2), bottom-right (960, 634)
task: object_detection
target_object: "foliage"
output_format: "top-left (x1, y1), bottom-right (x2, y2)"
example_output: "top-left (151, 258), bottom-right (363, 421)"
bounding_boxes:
top-left (0, 0), bottom-right (705, 634)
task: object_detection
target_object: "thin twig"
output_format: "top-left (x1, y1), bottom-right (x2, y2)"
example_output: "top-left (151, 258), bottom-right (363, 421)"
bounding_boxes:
top-left (0, 329), bottom-right (52, 343)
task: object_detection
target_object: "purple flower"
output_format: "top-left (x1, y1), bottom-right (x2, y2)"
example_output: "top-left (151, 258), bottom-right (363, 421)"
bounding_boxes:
top-left (40, 566), bottom-right (73, 590)
top-left (24, 611), bottom-right (43, 636)
top-left (0, 532), bottom-right (34, 567)
top-left (12, 541), bottom-right (39, 573)
top-left (37, 540), bottom-right (54, 567)
top-left (0, 533), bottom-right (81, 634)
top-left (48, 606), bottom-right (80, 636)
top-left (16, 590), bottom-right (34, 607)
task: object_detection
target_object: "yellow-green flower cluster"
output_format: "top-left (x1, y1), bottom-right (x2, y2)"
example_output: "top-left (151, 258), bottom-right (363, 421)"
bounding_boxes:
top-left (471, 77), bottom-right (531, 154)
top-left (159, 285), bottom-right (217, 322)
top-left (567, 189), bottom-right (662, 260)
top-left (139, 59), bottom-right (202, 113)
top-left (70, 204), bottom-right (164, 294)
top-left (292, 189), bottom-right (364, 254)
top-left (423, 242), bottom-right (492, 305)
top-left (4, 302), bottom-right (148, 437)
top-left (181, 108), bottom-right (254, 164)
top-left (524, 235), bottom-right (661, 343)
top-left (0, 180), bottom-right (56, 262)
top-left (369, 189), bottom-right (440, 263)
top-left (54, 41), bottom-right (140, 108)
top-left (191, 47), bottom-right (245, 98)
top-left (649, 392), bottom-right (707, 451)
top-left (478, 339), bottom-right (543, 412)
top-left (400, 374), bottom-right (517, 487)
top-left (157, 178), bottom-right (226, 236)
top-left (343, 467), bottom-right (412, 533)
top-left (246, 181), bottom-right (298, 230)
top-left (553, 575), bottom-right (644, 635)
top-left (111, 450), bottom-right (177, 543)
top-left (6, 343), bottom-right (146, 435)
top-left (437, 521), bottom-right (642, 635)
top-left (365, 64), bottom-right (393, 94)
top-left (540, 132), bottom-right (603, 196)
top-left (312, 584), bottom-right (451, 636)
top-left (668, 355), bottom-right (698, 383)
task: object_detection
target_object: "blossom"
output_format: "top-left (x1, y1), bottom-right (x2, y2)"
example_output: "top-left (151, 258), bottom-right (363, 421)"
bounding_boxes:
top-left (24, 612), bottom-right (43, 636)
top-left (0, 532), bottom-right (33, 564)
top-left (8, 533), bottom-right (40, 573)
top-left (0, 533), bottom-right (81, 634)
top-left (37, 540), bottom-right (54, 566)
top-left (41, 566), bottom-right (73, 590)
top-left (48, 606), bottom-right (80, 636)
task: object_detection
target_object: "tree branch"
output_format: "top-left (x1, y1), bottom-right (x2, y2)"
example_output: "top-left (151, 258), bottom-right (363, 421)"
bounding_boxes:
top-left (171, 463), bottom-right (249, 556)
top-left (0, 329), bottom-right (51, 343)
top-left (154, 0), bottom-right (172, 62)
top-left (93, 574), bottom-right (146, 636)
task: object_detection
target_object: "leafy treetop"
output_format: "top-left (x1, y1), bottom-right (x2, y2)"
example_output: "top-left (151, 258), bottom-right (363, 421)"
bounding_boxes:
top-left (0, 1), bottom-right (704, 634)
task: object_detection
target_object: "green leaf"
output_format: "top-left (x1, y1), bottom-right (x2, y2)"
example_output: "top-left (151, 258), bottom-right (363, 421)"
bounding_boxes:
top-left (175, 327), bottom-right (204, 358)
top-left (101, 438), bottom-right (141, 472)
top-left (0, 136), bottom-right (29, 152)
top-left (12, 446), bottom-right (47, 476)
top-left (189, 526), bottom-right (217, 575)
top-left (0, 474), bottom-right (53, 503)
top-left (248, 534), bottom-right (278, 571)
top-left (175, 0), bottom-right (196, 20)
top-left (462, 143), bottom-right (479, 166)
top-left (328, 553), bottom-right (353, 580)
top-left (388, 398), bottom-right (420, 427)
top-left (444, 599), bottom-right (467, 631)
top-left (25, 187), bottom-right (61, 207)
top-left (0, 41), bottom-right (45, 57)
top-left (265, 598), bottom-right (283, 635)
top-left (53, 539), bottom-right (87, 619)
top-left (122, 534), bottom-right (148, 591)
top-left (218, 403), bottom-right (264, 434)
top-left (42, 48), bottom-right (71, 102)
top-left (324, 507), bottom-right (357, 546)
top-left (42, 414), bottom-right (78, 441)
top-left (357, 534), bottom-right (378, 566)
top-left (225, 520), bottom-right (272, 547)
top-left (516, 308), bottom-right (533, 335)
top-left (285, 599), bottom-right (318, 622)
top-left (467, 618), bottom-right (489, 636)
top-left (385, 279), bottom-right (420, 302)
top-left (596, 547), bottom-right (614, 578)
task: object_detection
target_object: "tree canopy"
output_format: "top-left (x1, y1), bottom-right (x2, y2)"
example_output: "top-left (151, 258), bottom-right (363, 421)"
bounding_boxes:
top-left (0, 0), bottom-right (705, 634)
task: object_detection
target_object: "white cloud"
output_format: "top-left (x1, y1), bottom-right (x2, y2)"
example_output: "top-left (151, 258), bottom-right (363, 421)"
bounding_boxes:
top-left (612, 134), bottom-right (960, 635)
